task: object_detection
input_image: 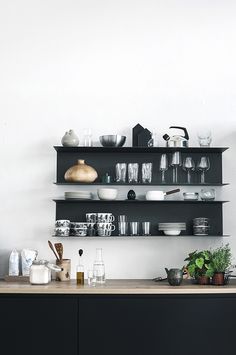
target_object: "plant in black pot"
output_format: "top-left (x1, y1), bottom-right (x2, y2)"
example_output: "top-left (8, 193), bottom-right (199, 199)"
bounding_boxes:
top-left (211, 244), bottom-right (232, 286)
top-left (184, 250), bottom-right (214, 285)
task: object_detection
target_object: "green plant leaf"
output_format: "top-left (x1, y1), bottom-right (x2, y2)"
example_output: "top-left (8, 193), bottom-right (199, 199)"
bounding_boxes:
top-left (196, 257), bottom-right (204, 269)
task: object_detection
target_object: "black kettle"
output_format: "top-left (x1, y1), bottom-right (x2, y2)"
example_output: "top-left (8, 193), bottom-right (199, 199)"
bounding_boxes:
top-left (163, 126), bottom-right (189, 147)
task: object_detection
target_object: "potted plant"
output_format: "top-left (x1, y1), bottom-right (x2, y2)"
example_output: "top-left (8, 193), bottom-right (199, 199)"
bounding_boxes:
top-left (211, 244), bottom-right (232, 286)
top-left (184, 250), bottom-right (214, 285)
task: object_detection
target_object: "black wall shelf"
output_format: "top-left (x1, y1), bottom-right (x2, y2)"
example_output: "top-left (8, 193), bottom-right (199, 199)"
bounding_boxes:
top-left (54, 182), bottom-right (229, 186)
top-left (55, 146), bottom-right (227, 185)
top-left (53, 199), bottom-right (228, 204)
top-left (53, 145), bottom-right (228, 239)
top-left (54, 146), bottom-right (228, 153)
top-left (52, 235), bottom-right (230, 239)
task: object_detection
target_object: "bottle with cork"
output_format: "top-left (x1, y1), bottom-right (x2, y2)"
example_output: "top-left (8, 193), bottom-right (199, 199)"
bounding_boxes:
top-left (76, 249), bottom-right (84, 285)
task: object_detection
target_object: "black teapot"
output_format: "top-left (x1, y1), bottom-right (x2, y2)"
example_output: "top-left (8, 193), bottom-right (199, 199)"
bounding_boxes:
top-left (165, 268), bottom-right (183, 286)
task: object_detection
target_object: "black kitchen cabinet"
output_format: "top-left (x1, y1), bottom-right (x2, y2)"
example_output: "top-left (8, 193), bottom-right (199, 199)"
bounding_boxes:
top-left (1, 293), bottom-right (236, 355)
top-left (0, 295), bottom-right (78, 355)
top-left (78, 295), bottom-right (236, 355)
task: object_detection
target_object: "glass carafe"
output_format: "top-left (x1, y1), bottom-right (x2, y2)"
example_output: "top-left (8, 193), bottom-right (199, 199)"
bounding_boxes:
top-left (93, 248), bottom-right (105, 284)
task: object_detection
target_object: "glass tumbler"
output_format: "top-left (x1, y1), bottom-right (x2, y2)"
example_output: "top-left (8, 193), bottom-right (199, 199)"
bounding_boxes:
top-left (129, 222), bottom-right (140, 236)
top-left (128, 163), bottom-right (139, 183)
top-left (115, 163), bottom-right (127, 183)
top-left (118, 222), bottom-right (129, 236)
top-left (142, 163), bottom-right (153, 183)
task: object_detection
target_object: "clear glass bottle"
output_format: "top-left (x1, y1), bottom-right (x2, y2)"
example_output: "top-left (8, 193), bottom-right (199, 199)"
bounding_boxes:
top-left (93, 248), bottom-right (105, 284)
top-left (76, 249), bottom-right (84, 285)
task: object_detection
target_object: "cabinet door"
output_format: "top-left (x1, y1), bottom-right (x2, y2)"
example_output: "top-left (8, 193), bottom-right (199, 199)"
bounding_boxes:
top-left (0, 295), bottom-right (77, 355)
top-left (78, 295), bottom-right (236, 355)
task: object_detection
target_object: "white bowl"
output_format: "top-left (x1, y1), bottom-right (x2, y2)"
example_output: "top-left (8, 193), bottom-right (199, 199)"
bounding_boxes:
top-left (163, 230), bottom-right (181, 236)
top-left (97, 188), bottom-right (118, 200)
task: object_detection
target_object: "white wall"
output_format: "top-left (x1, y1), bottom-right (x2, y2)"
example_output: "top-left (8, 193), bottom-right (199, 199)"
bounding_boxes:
top-left (0, 0), bottom-right (235, 279)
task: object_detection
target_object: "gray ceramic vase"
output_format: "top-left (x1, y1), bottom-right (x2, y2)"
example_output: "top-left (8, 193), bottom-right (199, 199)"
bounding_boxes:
top-left (61, 130), bottom-right (79, 147)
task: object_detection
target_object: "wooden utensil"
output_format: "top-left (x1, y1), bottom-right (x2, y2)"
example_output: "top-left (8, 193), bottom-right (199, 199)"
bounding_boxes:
top-left (55, 243), bottom-right (63, 260)
top-left (48, 240), bottom-right (60, 261)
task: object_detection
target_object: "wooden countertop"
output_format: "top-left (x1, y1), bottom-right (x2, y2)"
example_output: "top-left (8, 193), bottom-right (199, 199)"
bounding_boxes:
top-left (1, 279), bottom-right (236, 294)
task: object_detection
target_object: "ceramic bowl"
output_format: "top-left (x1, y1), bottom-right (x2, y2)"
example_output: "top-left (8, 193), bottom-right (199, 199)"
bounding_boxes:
top-left (55, 220), bottom-right (70, 228)
top-left (97, 188), bottom-right (118, 200)
top-left (54, 227), bottom-right (70, 236)
top-left (163, 230), bottom-right (181, 236)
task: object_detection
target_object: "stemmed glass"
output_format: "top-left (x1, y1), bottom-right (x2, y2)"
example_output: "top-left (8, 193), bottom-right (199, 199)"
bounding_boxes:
top-left (159, 154), bottom-right (168, 183)
top-left (183, 157), bottom-right (195, 184)
top-left (197, 156), bottom-right (210, 184)
top-left (171, 152), bottom-right (182, 184)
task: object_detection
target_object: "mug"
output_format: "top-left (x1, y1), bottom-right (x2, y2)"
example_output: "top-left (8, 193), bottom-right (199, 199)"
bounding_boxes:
top-left (97, 213), bottom-right (115, 223)
top-left (86, 213), bottom-right (97, 223)
top-left (96, 222), bottom-right (115, 231)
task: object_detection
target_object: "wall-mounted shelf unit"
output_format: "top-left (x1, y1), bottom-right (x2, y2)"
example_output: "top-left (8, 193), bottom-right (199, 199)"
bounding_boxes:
top-left (53, 146), bottom-right (229, 238)
top-left (54, 146), bottom-right (228, 186)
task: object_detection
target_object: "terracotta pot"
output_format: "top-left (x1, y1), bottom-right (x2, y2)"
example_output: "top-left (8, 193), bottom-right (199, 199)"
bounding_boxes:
top-left (212, 272), bottom-right (225, 286)
top-left (197, 276), bottom-right (210, 285)
top-left (64, 160), bottom-right (98, 183)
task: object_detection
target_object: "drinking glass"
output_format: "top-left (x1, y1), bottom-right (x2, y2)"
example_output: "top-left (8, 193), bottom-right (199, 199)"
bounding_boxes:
top-left (142, 222), bottom-right (151, 236)
top-left (171, 152), bottom-right (182, 184)
top-left (83, 128), bottom-right (93, 147)
top-left (197, 130), bottom-right (212, 147)
top-left (129, 222), bottom-right (140, 236)
top-left (116, 163), bottom-right (127, 183)
top-left (183, 157), bottom-right (195, 184)
top-left (87, 269), bottom-right (96, 286)
top-left (118, 222), bottom-right (129, 236)
top-left (128, 163), bottom-right (139, 183)
top-left (159, 154), bottom-right (168, 183)
top-left (142, 163), bottom-right (152, 183)
top-left (197, 156), bottom-right (210, 184)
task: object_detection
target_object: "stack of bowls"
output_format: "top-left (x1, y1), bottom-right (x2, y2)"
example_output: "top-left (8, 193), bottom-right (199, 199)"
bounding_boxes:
top-left (70, 222), bottom-right (88, 237)
top-left (193, 218), bottom-right (210, 236)
top-left (65, 191), bottom-right (93, 200)
top-left (55, 220), bottom-right (70, 236)
top-left (158, 223), bottom-right (186, 236)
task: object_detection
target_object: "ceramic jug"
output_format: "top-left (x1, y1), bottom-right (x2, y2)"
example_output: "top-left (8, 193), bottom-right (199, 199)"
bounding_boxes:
top-left (165, 268), bottom-right (183, 286)
top-left (61, 130), bottom-right (79, 147)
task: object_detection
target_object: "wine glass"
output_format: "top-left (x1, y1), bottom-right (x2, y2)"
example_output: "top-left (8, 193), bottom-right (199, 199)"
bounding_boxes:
top-left (197, 156), bottom-right (210, 184)
top-left (159, 154), bottom-right (168, 183)
top-left (171, 152), bottom-right (182, 184)
top-left (183, 157), bottom-right (195, 184)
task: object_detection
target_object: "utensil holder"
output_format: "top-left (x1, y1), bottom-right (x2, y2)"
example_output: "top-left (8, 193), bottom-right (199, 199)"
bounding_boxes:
top-left (56, 259), bottom-right (71, 282)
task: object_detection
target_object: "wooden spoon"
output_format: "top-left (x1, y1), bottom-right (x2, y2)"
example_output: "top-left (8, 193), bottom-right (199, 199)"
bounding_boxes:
top-left (55, 243), bottom-right (63, 261)
top-left (48, 240), bottom-right (60, 261)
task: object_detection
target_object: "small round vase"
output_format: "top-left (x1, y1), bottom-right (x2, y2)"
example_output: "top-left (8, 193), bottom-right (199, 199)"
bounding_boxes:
top-left (61, 130), bottom-right (79, 147)
top-left (64, 160), bottom-right (98, 183)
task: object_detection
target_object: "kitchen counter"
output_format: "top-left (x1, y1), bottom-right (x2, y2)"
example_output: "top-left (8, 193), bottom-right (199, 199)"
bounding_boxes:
top-left (1, 279), bottom-right (236, 355)
top-left (1, 279), bottom-right (236, 294)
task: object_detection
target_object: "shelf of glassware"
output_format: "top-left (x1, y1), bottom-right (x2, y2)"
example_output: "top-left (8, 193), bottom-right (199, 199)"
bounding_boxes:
top-left (54, 146), bottom-right (228, 186)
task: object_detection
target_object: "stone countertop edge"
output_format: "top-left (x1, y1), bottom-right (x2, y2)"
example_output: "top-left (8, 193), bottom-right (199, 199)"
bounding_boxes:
top-left (0, 279), bottom-right (236, 294)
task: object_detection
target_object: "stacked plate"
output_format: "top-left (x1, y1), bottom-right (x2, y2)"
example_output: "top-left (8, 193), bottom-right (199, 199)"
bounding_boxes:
top-left (158, 223), bottom-right (186, 236)
top-left (65, 191), bottom-right (93, 200)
